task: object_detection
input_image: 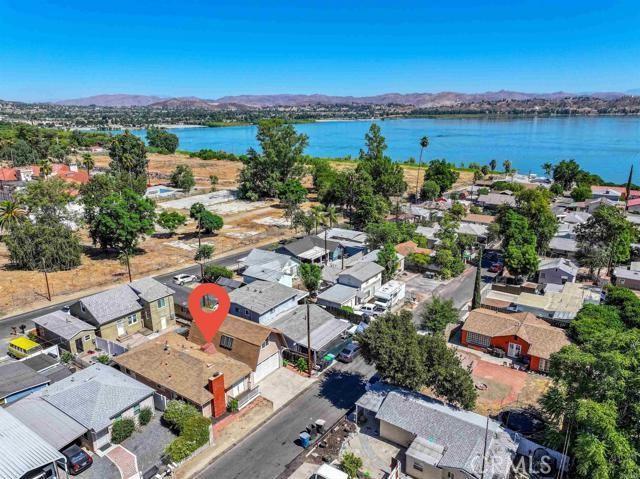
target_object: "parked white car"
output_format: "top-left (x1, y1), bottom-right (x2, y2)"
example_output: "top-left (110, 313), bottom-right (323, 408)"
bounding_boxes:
top-left (173, 273), bottom-right (198, 286)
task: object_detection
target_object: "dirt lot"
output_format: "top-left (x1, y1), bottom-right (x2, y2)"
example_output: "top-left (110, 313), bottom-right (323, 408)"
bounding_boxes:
top-left (458, 350), bottom-right (552, 416)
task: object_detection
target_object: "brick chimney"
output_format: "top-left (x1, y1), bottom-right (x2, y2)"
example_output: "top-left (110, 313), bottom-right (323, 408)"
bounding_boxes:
top-left (208, 372), bottom-right (226, 418)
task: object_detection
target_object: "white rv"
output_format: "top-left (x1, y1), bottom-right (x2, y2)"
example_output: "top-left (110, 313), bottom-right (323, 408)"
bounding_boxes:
top-left (374, 280), bottom-right (406, 311)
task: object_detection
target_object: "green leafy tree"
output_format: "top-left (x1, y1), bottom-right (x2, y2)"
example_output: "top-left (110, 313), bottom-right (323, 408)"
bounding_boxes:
top-left (542, 162), bottom-right (553, 178)
top-left (0, 139), bottom-right (39, 166)
top-left (423, 159), bottom-right (459, 193)
top-left (80, 173), bottom-right (119, 225)
top-left (291, 209), bottom-right (314, 234)
top-left (195, 244), bottom-right (214, 277)
top-left (365, 221), bottom-right (416, 250)
top-left (356, 124), bottom-right (407, 198)
top-left (170, 164), bottom-right (195, 191)
top-left (350, 191), bottom-right (389, 230)
top-left (472, 251), bottom-right (483, 310)
top-left (300, 263), bottom-right (322, 294)
top-left (277, 179), bottom-right (307, 216)
top-left (157, 210), bottom-right (187, 236)
top-left (420, 297), bottom-right (458, 334)
top-left (377, 242), bottom-right (399, 282)
top-left (89, 189), bottom-right (156, 251)
top-left (209, 174), bottom-right (218, 192)
top-left (147, 127), bottom-right (179, 153)
top-left (576, 205), bottom-right (635, 274)
top-left (200, 211), bottom-right (223, 234)
top-left (553, 159), bottom-right (582, 190)
top-left (421, 180), bottom-right (441, 201)
top-left (5, 217), bottom-right (82, 271)
top-left (238, 119), bottom-right (308, 200)
top-left (504, 243), bottom-right (539, 278)
top-left (203, 264), bottom-right (233, 282)
top-left (571, 184), bottom-right (592, 202)
top-left (82, 153), bottom-right (95, 175)
top-left (108, 131), bottom-right (148, 194)
top-left (16, 177), bottom-right (73, 222)
top-left (341, 452), bottom-right (363, 479)
top-left (515, 188), bottom-right (558, 253)
top-left (111, 419), bottom-right (135, 444)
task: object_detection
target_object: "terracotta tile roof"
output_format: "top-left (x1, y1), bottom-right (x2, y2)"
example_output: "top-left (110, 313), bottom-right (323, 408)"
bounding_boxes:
top-left (114, 332), bottom-right (251, 406)
top-left (394, 241), bottom-right (432, 257)
top-left (0, 165), bottom-right (88, 185)
top-left (462, 308), bottom-right (570, 359)
top-left (463, 213), bottom-right (496, 225)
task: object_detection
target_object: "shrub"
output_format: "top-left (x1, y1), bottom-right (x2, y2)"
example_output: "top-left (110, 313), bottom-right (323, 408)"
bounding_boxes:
top-left (341, 306), bottom-right (354, 314)
top-left (341, 452), bottom-right (363, 479)
top-left (111, 418), bottom-right (135, 444)
top-left (61, 351), bottom-right (74, 363)
top-left (138, 407), bottom-right (153, 426)
top-left (181, 415), bottom-right (210, 447)
top-left (163, 400), bottom-right (200, 433)
top-left (203, 264), bottom-right (233, 282)
top-left (227, 398), bottom-right (239, 413)
top-left (165, 437), bottom-right (192, 463)
top-left (296, 357), bottom-right (308, 372)
top-left (96, 354), bottom-right (110, 364)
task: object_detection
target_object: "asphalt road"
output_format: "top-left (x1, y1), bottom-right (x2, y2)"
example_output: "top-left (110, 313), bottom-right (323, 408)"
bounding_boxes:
top-left (196, 355), bottom-right (376, 479)
top-left (0, 244), bottom-right (274, 356)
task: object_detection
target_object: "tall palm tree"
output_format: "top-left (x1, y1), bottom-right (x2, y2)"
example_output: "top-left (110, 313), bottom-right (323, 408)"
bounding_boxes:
top-left (542, 162), bottom-right (553, 179)
top-left (415, 136), bottom-right (429, 202)
top-left (82, 153), bottom-right (95, 176)
top-left (311, 205), bottom-right (325, 235)
top-left (0, 200), bottom-right (26, 233)
top-left (299, 263), bottom-right (322, 377)
top-left (325, 206), bottom-right (338, 228)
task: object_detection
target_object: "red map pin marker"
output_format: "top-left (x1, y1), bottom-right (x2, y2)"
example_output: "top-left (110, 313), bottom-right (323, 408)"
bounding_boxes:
top-left (188, 283), bottom-right (231, 343)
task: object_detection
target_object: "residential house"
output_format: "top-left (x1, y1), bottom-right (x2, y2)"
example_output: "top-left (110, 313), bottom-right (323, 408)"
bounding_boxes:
top-left (337, 261), bottom-right (384, 302)
top-left (270, 304), bottom-right (351, 364)
top-left (0, 407), bottom-right (66, 479)
top-left (317, 284), bottom-right (359, 310)
top-left (35, 364), bottom-right (154, 451)
top-left (33, 310), bottom-right (96, 355)
top-left (7, 396), bottom-right (88, 453)
top-left (461, 308), bottom-right (571, 372)
top-left (591, 185), bottom-right (640, 201)
top-left (613, 263), bottom-right (640, 290)
top-left (70, 277), bottom-right (175, 340)
top-left (229, 280), bottom-right (306, 325)
top-left (240, 249), bottom-right (300, 287)
top-left (317, 228), bottom-right (368, 256)
top-left (537, 258), bottom-right (579, 285)
top-left (415, 225), bottom-right (441, 249)
top-left (560, 211), bottom-right (591, 225)
top-left (476, 192), bottom-right (517, 209)
top-left (0, 164), bottom-right (89, 201)
top-left (456, 222), bottom-right (489, 243)
top-left (0, 361), bottom-right (50, 405)
top-left (215, 276), bottom-right (243, 292)
top-left (115, 333), bottom-right (253, 418)
top-left (355, 387), bottom-right (517, 479)
top-left (548, 236), bottom-right (578, 259)
top-left (394, 241), bottom-right (431, 259)
top-left (462, 213), bottom-right (496, 226)
top-left (189, 315), bottom-right (288, 383)
top-left (585, 197), bottom-right (620, 213)
top-left (277, 235), bottom-right (341, 264)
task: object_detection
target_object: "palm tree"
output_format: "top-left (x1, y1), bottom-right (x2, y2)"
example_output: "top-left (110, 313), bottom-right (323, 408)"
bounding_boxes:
top-left (325, 206), bottom-right (338, 228)
top-left (299, 263), bottom-right (322, 377)
top-left (542, 162), bottom-right (553, 179)
top-left (0, 200), bottom-right (26, 233)
top-left (82, 153), bottom-right (95, 176)
top-left (489, 159), bottom-right (497, 172)
top-left (415, 136), bottom-right (429, 202)
top-left (39, 159), bottom-right (52, 178)
top-left (311, 205), bottom-right (325, 235)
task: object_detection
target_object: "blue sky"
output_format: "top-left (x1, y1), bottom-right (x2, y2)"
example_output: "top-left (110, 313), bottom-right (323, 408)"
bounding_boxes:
top-left (1, 0), bottom-right (639, 102)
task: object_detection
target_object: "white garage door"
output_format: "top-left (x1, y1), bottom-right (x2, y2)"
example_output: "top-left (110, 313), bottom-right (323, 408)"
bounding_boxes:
top-left (254, 353), bottom-right (280, 383)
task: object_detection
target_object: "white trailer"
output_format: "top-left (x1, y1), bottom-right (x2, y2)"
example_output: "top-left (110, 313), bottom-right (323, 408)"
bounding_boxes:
top-left (374, 280), bottom-right (406, 311)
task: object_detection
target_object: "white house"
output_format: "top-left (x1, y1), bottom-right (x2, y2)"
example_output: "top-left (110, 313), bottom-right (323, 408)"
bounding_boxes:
top-left (337, 262), bottom-right (384, 302)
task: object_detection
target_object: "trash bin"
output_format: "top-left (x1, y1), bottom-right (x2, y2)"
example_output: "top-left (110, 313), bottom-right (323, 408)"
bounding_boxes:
top-left (299, 432), bottom-right (311, 448)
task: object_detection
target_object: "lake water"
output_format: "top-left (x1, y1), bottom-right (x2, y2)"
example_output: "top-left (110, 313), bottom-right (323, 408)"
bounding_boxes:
top-left (131, 117), bottom-right (640, 183)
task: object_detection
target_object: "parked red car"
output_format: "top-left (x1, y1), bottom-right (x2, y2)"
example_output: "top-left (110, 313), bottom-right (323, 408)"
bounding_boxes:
top-left (489, 263), bottom-right (504, 273)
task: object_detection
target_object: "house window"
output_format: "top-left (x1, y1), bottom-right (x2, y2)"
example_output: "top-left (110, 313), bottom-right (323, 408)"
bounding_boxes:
top-left (466, 331), bottom-right (491, 348)
top-left (538, 358), bottom-right (550, 372)
top-left (127, 314), bottom-right (138, 325)
top-left (220, 335), bottom-right (234, 350)
top-left (134, 404), bottom-right (141, 415)
top-left (413, 461), bottom-right (423, 472)
top-left (83, 335), bottom-right (91, 341)
top-left (261, 339), bottom-right (269, 349)
top-left (158, 297), bottom-right (166, 308)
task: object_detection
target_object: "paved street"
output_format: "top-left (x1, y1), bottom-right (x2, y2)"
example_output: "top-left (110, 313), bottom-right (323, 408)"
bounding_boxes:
top-left (196, 356), bottom-right (376, 479)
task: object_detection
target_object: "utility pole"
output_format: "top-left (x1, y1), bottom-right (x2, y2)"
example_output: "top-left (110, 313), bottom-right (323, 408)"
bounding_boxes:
top-left (625, 164), bottom-right (634, 211)
top-left (306, 299), bottom-right (312, 378)
top-left (41, 259), bottom-right (51, 301)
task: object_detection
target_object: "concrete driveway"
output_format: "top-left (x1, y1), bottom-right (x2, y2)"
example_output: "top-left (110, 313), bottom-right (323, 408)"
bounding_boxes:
top-left (259, 367), bottom-right (314, 411)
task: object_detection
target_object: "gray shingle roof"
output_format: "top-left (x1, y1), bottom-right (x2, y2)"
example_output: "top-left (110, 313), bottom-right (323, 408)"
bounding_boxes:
top-left (281, 236), bottom-right (340, 257)
top-left (0, 361), bottom-right (50, 400)
top-left (317, 284), bottom-right (358, 305)
top-left (129, 277), bottom-right (175, 303)
top-left (244, 264), bottom-right (286, 282)
top-left (77, 284), bottom-right (143, 325)
top-left (549, 236), bottom-right (578, 253)
top-left (375, 390), bottom-right (517, 478)
top-left (33, 310), bottom-right (95, 340)
top-left (270, 304), bottom-right (350, 350)
top-left (538, 258), bottom-right (579, 276)
top-left (339, 261), bottom-right (384, 283)
top-left (229, 280), bottom-right (304, 315)
top-left (39, 364), bottom-right (154, 431)
top-left (478, 193), bottom-right (517, 207)
top-left (242, 249), bottom-right (296, 269)
top-left (0, 407), bottom-right (64, 479)
top-left (7, 396), bottom-right (87, 450)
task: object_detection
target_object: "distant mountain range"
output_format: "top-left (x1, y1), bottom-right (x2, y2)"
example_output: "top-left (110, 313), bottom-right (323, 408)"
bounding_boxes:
top-left (53, 89), bottom-right (637, 108)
